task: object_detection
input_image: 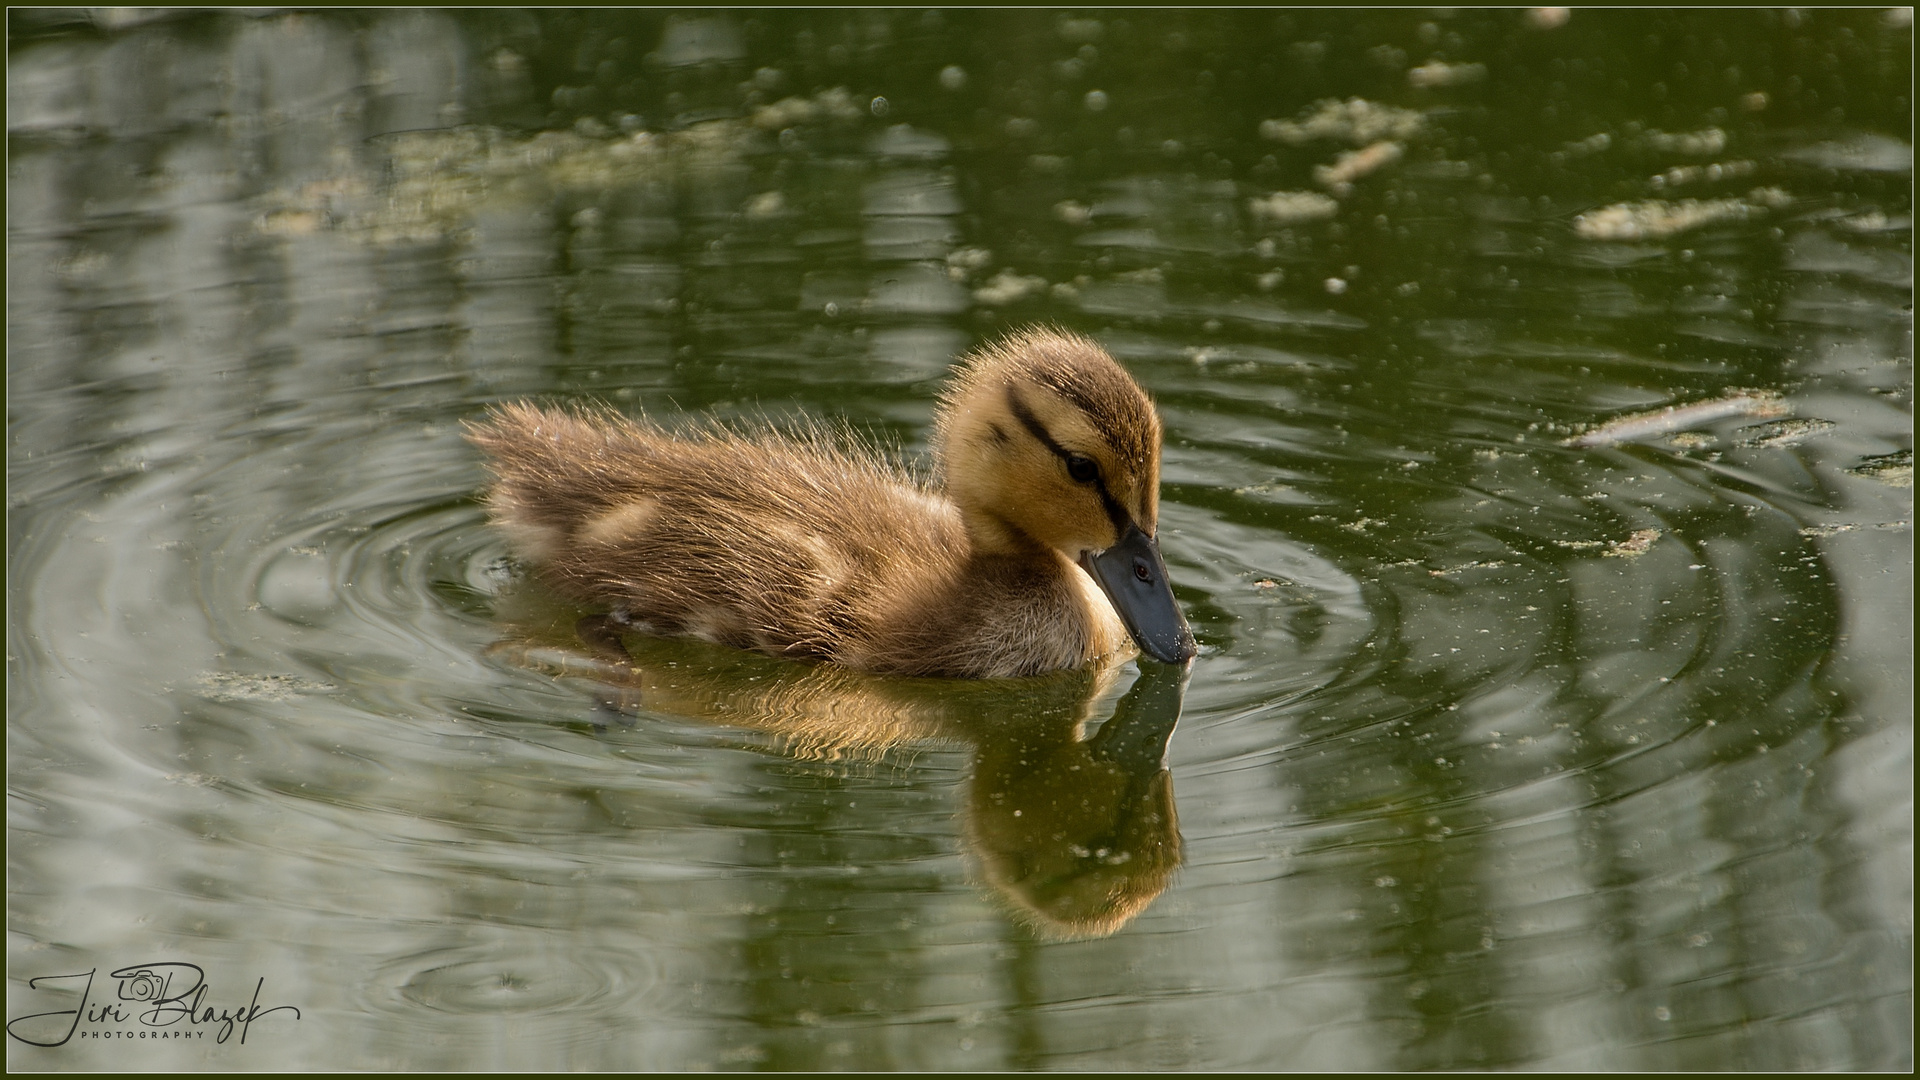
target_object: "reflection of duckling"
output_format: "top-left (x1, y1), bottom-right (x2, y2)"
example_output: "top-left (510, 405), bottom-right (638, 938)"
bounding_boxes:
top-left (487, 623), bottom-right (1186, 939)
top-left (965, 660), bottom-right (1186, 940)
top-left (466, 328), bottom-right (1194, 678)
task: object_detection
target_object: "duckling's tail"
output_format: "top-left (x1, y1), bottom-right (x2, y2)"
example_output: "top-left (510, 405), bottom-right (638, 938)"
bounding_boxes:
top-left (464, 401), bottom-right (662, 565)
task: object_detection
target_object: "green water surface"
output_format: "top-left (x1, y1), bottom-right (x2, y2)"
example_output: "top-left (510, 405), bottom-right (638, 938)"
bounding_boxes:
top-left (7, 8), bottom-right (1911, 1071)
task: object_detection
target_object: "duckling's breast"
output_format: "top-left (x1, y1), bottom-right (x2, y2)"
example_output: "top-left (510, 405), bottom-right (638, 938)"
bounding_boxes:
top-left (1064, 554), bottom-right (1133, 660)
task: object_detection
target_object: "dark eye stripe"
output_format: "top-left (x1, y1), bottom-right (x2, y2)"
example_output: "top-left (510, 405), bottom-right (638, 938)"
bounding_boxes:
top-left (1006, 386), bottom-right (1133, 538)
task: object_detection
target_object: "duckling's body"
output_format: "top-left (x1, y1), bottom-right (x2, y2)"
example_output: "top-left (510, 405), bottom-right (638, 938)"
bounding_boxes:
top-left (467, 329), bottom-right (1193, 678)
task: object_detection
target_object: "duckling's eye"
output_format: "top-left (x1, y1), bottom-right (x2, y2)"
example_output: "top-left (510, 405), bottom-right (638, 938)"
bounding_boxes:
top-left (1065, 454), bottom-right (1100, 484)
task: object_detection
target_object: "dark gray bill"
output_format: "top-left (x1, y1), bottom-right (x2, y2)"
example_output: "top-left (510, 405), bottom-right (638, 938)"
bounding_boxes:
top-left (1080, 524), bottom-right (1197, 665)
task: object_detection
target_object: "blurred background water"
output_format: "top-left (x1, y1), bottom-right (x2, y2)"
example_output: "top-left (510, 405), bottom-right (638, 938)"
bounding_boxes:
top-left (6, 7), bottom-right (1911, 1071)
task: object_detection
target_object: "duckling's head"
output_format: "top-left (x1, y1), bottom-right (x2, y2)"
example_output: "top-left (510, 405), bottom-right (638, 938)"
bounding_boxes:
top-left (933, 328), bottom-right (1196, 665)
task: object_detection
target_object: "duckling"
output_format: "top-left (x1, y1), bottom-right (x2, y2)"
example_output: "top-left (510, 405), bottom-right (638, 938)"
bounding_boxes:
top-left (465, 327), bottom-right (1195, 678)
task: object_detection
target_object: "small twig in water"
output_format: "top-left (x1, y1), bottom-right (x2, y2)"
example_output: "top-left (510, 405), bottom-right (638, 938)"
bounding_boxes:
top-left (1563, 391), bottom-right (1788, 449)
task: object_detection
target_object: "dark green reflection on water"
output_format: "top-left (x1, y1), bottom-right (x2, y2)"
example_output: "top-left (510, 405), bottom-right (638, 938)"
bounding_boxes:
top-left (6, 5), bottom-right (1909, 1072)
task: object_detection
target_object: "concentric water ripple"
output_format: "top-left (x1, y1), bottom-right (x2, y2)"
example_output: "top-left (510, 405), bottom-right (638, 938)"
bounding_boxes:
top-left (375, 939), bottom-right (660, 1017)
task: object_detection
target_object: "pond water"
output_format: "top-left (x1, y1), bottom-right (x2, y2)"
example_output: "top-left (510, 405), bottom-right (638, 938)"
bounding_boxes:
top-left (6, 8), bottom-right (1911, 1071)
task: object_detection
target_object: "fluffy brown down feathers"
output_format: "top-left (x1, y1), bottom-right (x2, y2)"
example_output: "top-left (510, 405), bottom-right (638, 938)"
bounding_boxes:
top-left (466, 329), bottom-right (1161, 677)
